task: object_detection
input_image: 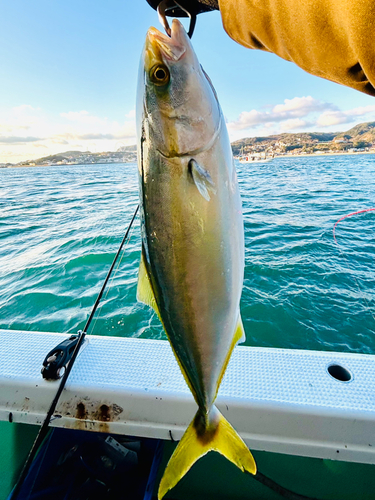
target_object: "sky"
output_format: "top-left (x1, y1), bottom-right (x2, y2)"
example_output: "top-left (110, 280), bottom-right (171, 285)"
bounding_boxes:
top-left (1, 0), bottom-right (375, 164)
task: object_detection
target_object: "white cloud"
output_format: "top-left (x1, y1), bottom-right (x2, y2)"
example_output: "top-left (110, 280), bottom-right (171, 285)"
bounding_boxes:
top-left (60, 110), bottom-right (105, 125)
top-left (229, 109), bottom-right (265, 130)
top-left (280, 119), bottom-right (310, 131)
top-left (3, 98), bottom-right (375, 164)
top-left (316, 111), bottom-right (349, 127)
top-left (227, 96), bottom-right (375, 141)
top-left (346, 105), bottom-right (375, 117)
top-left (272, 96), bottom-right (331, 117)
top-left (125, 109), bottom-right (136, 119)
top-left (316, 104), bottom-right (375, 128)
top-left (12, 104), bottom-right (39, 114)
top-left (0, 105), bottom-right (137, 163)
top-left (0, 136), bottom-right (43, 144)
top-left (228, 96), bottom-right (333, 133)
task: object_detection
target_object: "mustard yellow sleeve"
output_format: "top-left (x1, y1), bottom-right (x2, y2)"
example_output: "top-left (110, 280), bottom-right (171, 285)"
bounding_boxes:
top-left (218, 0), bottom-right (375, 96)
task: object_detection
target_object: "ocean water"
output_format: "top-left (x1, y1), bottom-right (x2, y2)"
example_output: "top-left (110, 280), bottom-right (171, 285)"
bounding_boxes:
top-left (0, 155), bottom-right (374, 354)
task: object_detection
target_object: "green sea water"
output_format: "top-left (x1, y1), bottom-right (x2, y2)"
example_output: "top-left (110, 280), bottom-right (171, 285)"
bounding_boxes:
top-left (1, 155), bottom-right (375, 353)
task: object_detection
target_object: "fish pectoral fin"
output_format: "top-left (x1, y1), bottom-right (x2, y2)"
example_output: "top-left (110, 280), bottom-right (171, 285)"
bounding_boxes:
top-left (188, 159), bottom-right (216, 201)
top-left (136, 248), bottom-right (162, 321)
top-left (158, 406), bottom-right (256, 500)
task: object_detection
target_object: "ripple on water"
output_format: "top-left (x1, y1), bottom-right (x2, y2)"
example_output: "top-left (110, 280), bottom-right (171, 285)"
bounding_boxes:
top-left (0, 158), bottom-right (374, 353)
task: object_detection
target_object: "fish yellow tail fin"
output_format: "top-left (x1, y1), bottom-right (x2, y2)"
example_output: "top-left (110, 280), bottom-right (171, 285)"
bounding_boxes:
top-left (158, 406), bottom-right (256, 499)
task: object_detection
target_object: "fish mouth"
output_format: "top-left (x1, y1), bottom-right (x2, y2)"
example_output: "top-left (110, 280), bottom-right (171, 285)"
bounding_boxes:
top-left (146, 19), bottom-right (187, 66)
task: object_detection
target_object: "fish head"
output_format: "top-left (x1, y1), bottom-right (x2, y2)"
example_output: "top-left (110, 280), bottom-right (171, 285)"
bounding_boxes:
top-left (139, 19), bottom-right (221, 158)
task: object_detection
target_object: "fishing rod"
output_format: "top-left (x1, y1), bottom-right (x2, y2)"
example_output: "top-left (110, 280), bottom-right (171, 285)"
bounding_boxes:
top-left (10, 203), bottom-right (139, 499)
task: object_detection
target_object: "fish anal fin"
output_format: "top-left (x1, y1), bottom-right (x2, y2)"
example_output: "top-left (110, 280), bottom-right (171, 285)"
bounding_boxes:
top-left (158, 406), bottom-right (256, 500)
top-left (137, 248), bottom-right (199, 403)
top-left (235, 314), bottom-right (246, 345)
top-left (137, 249), bottom-right (162, 321)
top-left (214, 314), bottom-right (246, 400)
top-left (189, 159), bottom-right (216, 201)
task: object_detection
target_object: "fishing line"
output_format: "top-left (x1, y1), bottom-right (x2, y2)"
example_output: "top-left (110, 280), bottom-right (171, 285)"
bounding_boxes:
top-left (10, 204), bottom-right (139, 500)
top-left (253, 471), bottom-right (322, 500)
top-left (89, 214), bottom-right (138, 336)
top-left (157, 0), bottom-right (196, 38)
top-left (333, 207), bottom-right (375, 244)
top-left (332, 207), bottom-right (375, 323)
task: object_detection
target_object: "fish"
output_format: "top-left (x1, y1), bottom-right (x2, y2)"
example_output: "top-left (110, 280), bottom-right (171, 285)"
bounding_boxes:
top-left (136, 19), bottom-right (256, 499)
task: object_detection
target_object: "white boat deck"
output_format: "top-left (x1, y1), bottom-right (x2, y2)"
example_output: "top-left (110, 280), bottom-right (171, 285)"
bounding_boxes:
top-left (1, 329), bottom-right (375, 464)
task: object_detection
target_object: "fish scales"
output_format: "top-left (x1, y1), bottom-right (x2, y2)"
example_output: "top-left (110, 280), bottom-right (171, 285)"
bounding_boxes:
top-left (136, 19), bottom-right (256, 499)
top-left (141, 147), bottom-right (242, 398)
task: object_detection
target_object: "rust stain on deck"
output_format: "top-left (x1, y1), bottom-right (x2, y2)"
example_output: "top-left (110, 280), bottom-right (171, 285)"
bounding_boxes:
top-left (93, 404), bottom-right (110, 422)
top-left (58, 397), bottom-right (124, 433)
top-left (76, 402), bottom-right (88, 419)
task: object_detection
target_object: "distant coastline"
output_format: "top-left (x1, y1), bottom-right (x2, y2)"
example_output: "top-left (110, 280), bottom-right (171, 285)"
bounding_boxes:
top-left (232, 120), bottom-right (375, 159)
top-left (3, 150), bottom-right (375, 169)
top-left (279, 151), bottom-right (375, 159)
top-left (0, 146), bottom-right (137, 169)
top-left (1, 160), bottom-right (136, 169)
top-left (3, 120), bottom-right (375, 168)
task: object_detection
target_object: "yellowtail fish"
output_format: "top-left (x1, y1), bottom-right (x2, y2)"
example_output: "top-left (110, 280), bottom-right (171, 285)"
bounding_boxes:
top-left (136, 19), bottom-right (256, 499)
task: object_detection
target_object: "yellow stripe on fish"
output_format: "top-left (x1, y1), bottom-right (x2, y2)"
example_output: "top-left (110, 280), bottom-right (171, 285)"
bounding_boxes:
top-left (136, 18), bottom-right (256, 499)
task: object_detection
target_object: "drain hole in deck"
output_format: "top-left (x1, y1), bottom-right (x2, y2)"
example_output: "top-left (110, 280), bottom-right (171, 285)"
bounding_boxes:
top-left (327, 364), bottom-right (352, 382)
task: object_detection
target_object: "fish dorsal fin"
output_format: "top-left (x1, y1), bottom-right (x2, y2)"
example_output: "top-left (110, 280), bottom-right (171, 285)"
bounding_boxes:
top-left (137, 249), bottom-right (162, 321)
top-left (188, 159), bottom-right (216, 201)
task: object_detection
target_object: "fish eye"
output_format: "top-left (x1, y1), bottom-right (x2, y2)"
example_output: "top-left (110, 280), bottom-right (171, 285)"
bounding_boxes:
top-left (150, 65), bottom-right (170, 85)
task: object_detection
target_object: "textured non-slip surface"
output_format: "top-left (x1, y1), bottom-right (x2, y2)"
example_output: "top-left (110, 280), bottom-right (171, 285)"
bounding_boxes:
top-left (1, 329), bottom-right (375, 464)
top-left (1, 329), bottom-right (374, 410)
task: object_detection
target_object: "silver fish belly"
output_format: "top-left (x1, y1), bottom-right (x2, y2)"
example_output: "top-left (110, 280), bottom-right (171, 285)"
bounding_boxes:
top-left (136, 19), bottom-right (255, 500)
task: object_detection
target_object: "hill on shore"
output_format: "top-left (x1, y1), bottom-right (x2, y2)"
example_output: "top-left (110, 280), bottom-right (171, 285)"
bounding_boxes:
top-left (18, 147), bottom-right (137, 167)
top-left (232, 121), bottom-right (375, 156)
top-left (334, 122), bottom-right (375, 143)
top-left (11, 121), bottom-right (375, 167)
